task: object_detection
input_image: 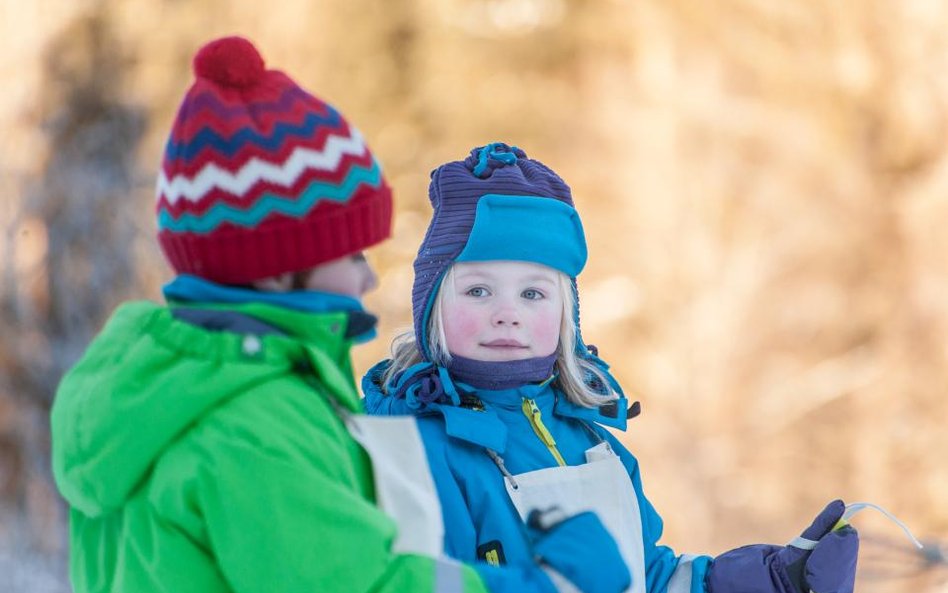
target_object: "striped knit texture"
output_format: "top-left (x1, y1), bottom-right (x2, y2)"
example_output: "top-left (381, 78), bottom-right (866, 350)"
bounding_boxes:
top-left (156, 36), bottom-right (392, 284)
top-left (411, 144), bottom-right (585, 358)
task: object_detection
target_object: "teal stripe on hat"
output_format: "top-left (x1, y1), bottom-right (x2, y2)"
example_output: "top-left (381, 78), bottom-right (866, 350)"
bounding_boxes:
top-left (158, 160), bottom-right (382, 233)
top-left (455, 194), bottom-right (587, 276)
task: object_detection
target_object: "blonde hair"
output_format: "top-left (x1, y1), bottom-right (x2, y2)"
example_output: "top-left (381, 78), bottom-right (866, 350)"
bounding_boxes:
top-left (382, 266), bottom-right (617, 408)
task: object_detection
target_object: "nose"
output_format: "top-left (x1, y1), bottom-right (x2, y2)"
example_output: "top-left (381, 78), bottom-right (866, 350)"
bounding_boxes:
top-left (491, 304), bottom-right (521, 327)
top-left (362, 265), bottom-right (379, 294)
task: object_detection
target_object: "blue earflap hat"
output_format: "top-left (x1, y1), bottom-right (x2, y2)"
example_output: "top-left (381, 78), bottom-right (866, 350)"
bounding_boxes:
top-left (411, 142), bottom-right (593, 361)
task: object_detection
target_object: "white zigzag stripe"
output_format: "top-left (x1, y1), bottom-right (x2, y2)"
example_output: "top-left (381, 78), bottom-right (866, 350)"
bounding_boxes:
top-left (156, 128), bottom-right (367, 205)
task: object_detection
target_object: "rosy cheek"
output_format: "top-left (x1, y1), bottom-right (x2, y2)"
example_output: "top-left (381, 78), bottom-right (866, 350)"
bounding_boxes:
top-left (443, 310), bottom-right (483, 353)
top-left (531, 314), bottom-right (561, 354)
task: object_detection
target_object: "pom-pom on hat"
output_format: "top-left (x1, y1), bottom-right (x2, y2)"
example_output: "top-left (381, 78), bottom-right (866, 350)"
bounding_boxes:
top-left (411, 142), bottom-right (589, 360)
top-left (156, 36), bottom-right (392, 285)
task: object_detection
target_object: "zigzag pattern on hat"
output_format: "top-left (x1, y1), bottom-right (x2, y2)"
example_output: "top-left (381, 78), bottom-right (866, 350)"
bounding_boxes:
top-left (158, 127), bottom-right (368, 205)
top-left (158, 158), bottom-right (383, 233)
top-left (164, 107), bottom-right (345, 164)
top-left (158, 82), bottom-right (385, 234)
top-left (173, 86), bottom-right (312, 124)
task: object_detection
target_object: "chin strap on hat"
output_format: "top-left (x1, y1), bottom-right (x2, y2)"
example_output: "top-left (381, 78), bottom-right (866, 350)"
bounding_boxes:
top-left (390, 363), bottom-right (462, 408)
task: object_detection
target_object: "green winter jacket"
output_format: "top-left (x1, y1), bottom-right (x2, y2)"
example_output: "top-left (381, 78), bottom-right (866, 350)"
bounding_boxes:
top-left (51, 300), bottom-right (487, 593)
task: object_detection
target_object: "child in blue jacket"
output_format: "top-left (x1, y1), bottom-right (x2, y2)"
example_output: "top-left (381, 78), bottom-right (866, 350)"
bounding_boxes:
top-left (364, 143), bottom-right (860, 593)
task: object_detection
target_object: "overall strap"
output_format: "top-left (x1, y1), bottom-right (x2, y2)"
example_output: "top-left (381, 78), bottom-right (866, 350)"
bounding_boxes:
top-left (578, 419), bottom-right (607, 446)
top-left (485, 448), bottom-right (519, 490)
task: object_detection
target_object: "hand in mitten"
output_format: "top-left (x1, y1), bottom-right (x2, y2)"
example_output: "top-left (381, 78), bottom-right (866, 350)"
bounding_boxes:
top-left (527, 507), bottom-right (631, 593)
top-left (707, 499), bottom-right (859, 593)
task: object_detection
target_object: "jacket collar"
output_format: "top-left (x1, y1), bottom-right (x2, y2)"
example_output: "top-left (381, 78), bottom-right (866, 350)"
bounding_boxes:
top-left (457, 377), bottom-right (630, 431)
top-left (362, 361), bottom-right (630, 453)
top-left (553, 394), bottom-right (629, 431)
top-left (167, 299), bottom-right (370, 414)
top-left (164, 274), bottom-right (377, 343)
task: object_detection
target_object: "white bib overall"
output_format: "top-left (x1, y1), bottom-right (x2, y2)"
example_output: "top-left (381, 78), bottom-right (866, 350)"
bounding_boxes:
top-left (345, 413), bottom-right (447, 557)
top-left (499, 441), bottom-right (647, 593)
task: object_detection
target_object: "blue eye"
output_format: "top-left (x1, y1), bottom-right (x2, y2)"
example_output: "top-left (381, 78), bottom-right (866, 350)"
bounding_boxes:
top-left (522, 289), bottom-right (544, 300)
top-left (467, 287), bottom-right (489, 297)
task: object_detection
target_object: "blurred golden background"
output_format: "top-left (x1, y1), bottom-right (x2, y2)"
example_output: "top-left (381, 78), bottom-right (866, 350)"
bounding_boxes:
top-left (2, 1), bottom-right (947, 591)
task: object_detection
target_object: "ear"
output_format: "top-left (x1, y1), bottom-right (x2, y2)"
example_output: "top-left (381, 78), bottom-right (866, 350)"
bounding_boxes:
top-left (251, 273), bottom-right (294, 292)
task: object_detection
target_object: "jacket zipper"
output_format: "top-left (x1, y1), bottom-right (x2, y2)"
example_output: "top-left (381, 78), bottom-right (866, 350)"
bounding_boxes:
top-left (521, 398), bottom-right (566, 466)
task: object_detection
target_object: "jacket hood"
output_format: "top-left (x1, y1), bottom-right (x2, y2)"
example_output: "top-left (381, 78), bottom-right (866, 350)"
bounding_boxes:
top-left (362, 360), bottom-right (406, 415)
top-left (51, 300), bottom-right (354, 517)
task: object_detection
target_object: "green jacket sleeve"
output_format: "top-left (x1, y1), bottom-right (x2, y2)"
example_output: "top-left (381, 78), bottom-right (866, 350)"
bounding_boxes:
top-left (148, 383), bottom-right (489, 593)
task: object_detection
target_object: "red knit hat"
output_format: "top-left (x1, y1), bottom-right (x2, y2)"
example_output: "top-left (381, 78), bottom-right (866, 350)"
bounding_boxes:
top-left (156, 36), bottom-right (392, 284)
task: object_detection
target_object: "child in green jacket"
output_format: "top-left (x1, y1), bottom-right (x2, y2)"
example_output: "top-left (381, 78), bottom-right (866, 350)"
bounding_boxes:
top-left (50, 36), bottom-right (627, 593)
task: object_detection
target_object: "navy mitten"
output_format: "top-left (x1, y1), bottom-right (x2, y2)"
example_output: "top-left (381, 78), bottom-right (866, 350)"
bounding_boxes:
top-left (707, 500), bottom-right (859, 593)
top-left (528, 508), bottom-right (631, 593)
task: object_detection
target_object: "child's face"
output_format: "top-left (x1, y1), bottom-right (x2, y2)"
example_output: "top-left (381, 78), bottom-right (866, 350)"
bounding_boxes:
top-left (304, 252), bottom-right (378, 297)
top-left (441, 261), bottom-right (562, 362)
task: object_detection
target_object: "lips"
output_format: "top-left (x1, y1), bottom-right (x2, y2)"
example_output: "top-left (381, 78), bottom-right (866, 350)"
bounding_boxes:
top-left (481, 339), bottom-right (527, 348)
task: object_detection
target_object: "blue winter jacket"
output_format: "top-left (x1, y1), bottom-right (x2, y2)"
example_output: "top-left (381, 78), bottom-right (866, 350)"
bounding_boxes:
top-left (363, 361), bottom-right (712, 593)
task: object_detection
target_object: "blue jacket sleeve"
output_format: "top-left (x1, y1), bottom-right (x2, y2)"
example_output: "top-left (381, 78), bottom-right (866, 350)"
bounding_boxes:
top-left (598, 429), bottom-right (713, 593)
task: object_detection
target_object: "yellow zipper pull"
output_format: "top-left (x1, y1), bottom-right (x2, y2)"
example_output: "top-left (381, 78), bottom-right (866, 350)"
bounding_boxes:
top-left (524, 399), bottom-right (556, 446)
top-left (522, 398), bottom-right (567, 466)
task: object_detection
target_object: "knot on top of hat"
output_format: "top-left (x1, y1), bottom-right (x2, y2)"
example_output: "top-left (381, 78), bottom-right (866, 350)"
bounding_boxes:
top-left (193, 36), bottom-right (266, 88)
top-left (465, 142), bottom-right (526, 178)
